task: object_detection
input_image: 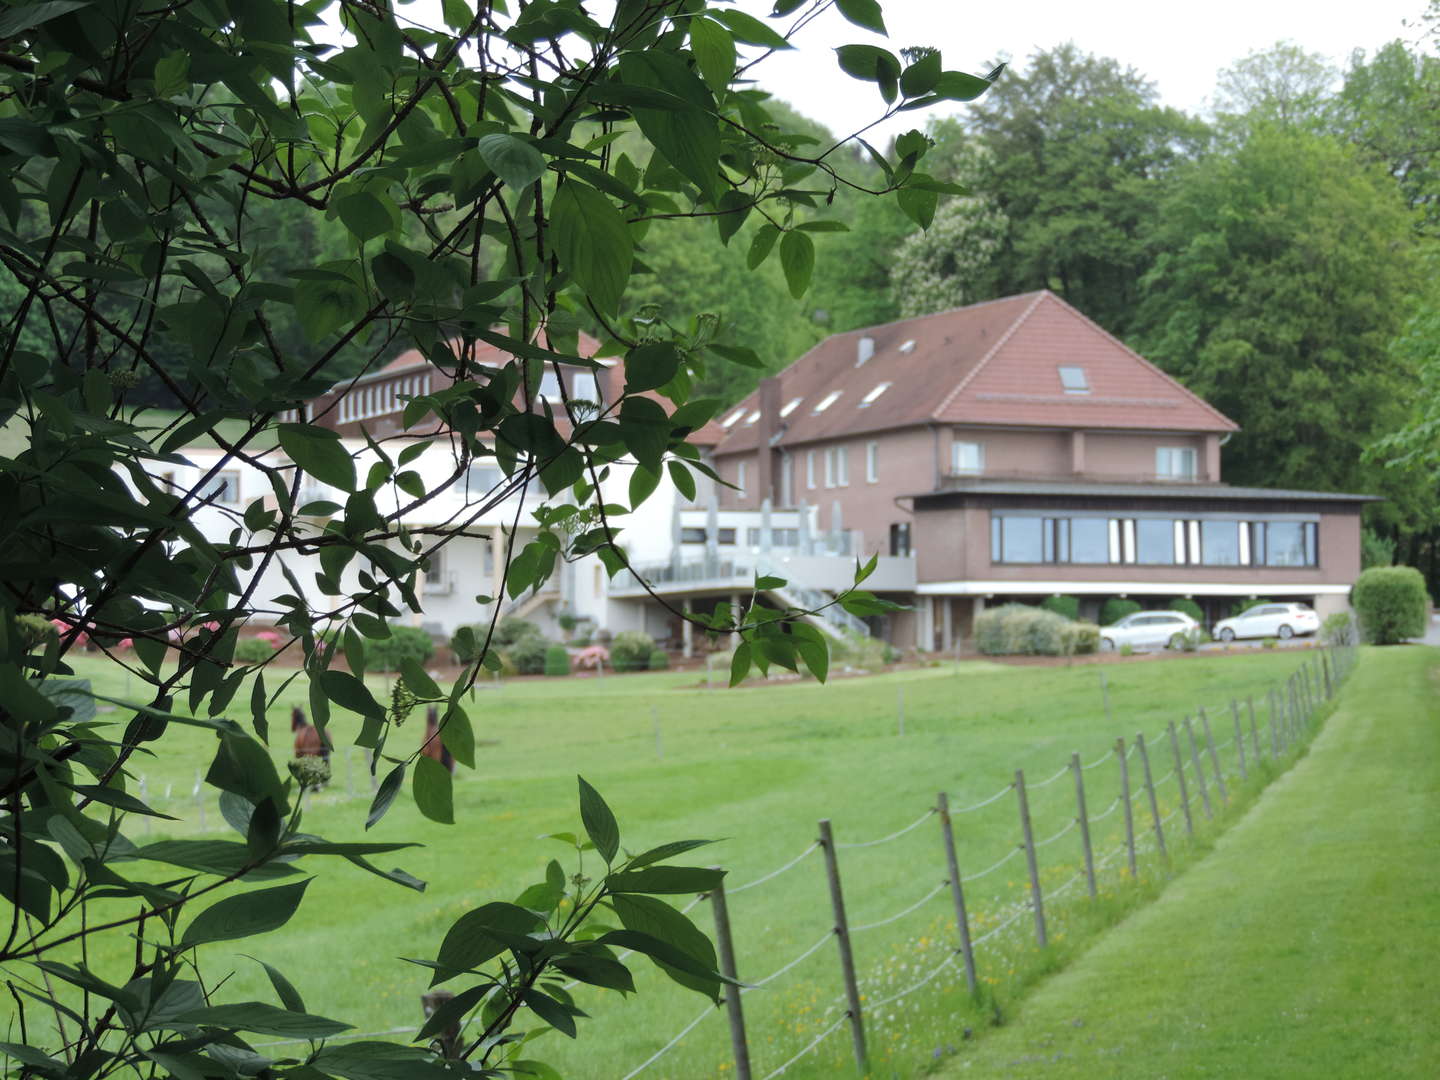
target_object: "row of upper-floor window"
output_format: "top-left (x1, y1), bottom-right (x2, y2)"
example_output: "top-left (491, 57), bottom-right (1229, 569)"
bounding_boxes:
top-left (953, 441), bottom-right (1199, 479)
top-left (337, 374), bottom-right (433, 424)
top-left (732, 444), bottom-right (883, 495)
top-left (679, 527), bottom-right (802, 546)
top-left (990, 514), bottom-right (1319, 568)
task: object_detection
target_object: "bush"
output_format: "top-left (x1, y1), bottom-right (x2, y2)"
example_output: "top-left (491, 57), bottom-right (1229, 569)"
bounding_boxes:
top-left (506, 634), bottom-right (551, 675)
top-left (827, 630), bottom-right (890, 672)
top-left (1166, 597), bottom-right (1204, 624)
top-left (975, 604), bottom-right (1100, 656)
top-left (1040, 594), bottom-right (1079, 621)
top-left (610, 630), bottom-right (656, 672)
top-left (1100, 598), bottom-right (1141, 626)
top-left (235, 638), bottom-right (275, 663)
top-left (647, 649), bottom-right (670, 671)
top-left (494, 617), bottom-right (540, 648)
top-left (367, 626), bottom-right (435, 672)
top-left (1228, 596), bottom-right (1273, 620)
top-left (1361, 526), bottom-right (1395, 569)
top-left (1321, 610), bottom-right (1357, 647)
top-left (1352, 565), bottom-right (1429, 644)
top-left (1261, 637), bottom-right (1277, 650)
top-left (543, 645), bottom-right (571, 676)
top-left (1119, 643), bottom-right (1134, 656)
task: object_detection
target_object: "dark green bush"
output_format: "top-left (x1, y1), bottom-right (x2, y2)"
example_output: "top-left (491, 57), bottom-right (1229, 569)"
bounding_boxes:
top-left (647, 649), bottom-right (670, 671)
top-left (1228, 596), bottom-right (1273, 619)
top-left (1040, 595), bottom-right (1079, 620)
top-left (1100, 598), bottom-right (1141, 626)
top-left (1321, 611), bottom-right (1356, 646)
top-left (234, 638), bottom-right (275, 663)
top-left (366, 625), bottom-right (435, 671)
top-left (494, 617), bottom-right (540, 648)
top-left (1352, 565), bottom-right (1429, 644)
top-left (1166, 597), bottom-right (1204, 623)
top-left (506, 634), bottom-right (550, 675)
top-left (543, 645), bottom-right (571, 676)
top-left (610, 630), bottom-right (655, 672)
top-left (976, 604), bottom-right (1100, 656)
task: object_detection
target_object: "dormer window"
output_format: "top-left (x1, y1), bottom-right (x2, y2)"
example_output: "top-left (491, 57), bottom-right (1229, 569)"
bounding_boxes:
top-left (1058, 366), bottom-right (1090, 394)
top-left (743, 409), bottom-right (761, 425)
top-left (721, 408), bottom-right (746, 428)
top-left (779, 397), bottom-right (802, 418)
top-left (859, 382), bottom-right (891, 407)
top-left (813, 390), bottom-right (842, 413)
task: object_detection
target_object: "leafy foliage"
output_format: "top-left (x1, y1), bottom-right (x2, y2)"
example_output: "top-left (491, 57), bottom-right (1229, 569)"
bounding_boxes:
top-left (975, 604), bottom-right (1099, 656)
top-left (365, 626), bottom-right (436, 673)
top-left (1039, 595), bottom-right (1080, 621)
top-left (1100, 599), bottom-right (1143, 626)
top-left (544, 645), bottom-right (572, 677)
top-left (1352, 565), bottom-right (1430, 644)
top-left (610, 630), bottom-right (658, 672)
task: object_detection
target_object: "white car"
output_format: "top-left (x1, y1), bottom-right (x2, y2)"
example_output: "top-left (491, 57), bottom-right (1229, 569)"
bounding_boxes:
top-left (1212, 602), bottom-right (1320, 642)
top-left (1099, 611), bottom-right (1200, 652)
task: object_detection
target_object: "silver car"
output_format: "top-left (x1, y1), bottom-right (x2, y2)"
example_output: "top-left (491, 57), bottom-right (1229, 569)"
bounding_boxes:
top-left (1099, 610), bottom-right (1200, 652)
top-left (1213, 602), bottom-right (1321, 642)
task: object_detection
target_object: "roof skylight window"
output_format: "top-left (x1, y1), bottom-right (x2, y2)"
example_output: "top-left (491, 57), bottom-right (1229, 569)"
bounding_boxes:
top-left (780, 397), bottom-right (803, 418)
top-left (898, 340), bottom-right (916, 354)
top-left (813, 390), bottom-right (843, 413)
top-left (859, 382), bottom-right (892, 407)
top-left (744, 409), bottom-right (761, 425)
top-left (721, 408), bottom-right (747, 428)
top-left (1058, 366), bottom-right (1090, 394)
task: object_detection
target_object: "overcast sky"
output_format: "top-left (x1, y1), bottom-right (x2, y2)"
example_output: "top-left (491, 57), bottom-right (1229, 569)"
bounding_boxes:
top-left (743, 0), bottom-right (1432, 142)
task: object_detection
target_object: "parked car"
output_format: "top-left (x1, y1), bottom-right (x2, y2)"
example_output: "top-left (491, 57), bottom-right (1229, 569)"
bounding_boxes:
top-left (1212, 602), bottom-right (1320, 642)
top-left (1098, 611), bottom-right (1200, 652)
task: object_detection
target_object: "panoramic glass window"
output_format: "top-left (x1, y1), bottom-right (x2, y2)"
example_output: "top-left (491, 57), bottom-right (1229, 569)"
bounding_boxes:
top-left (1135, 518), bottom-right (1174, 564)
top-left (1202, 520), bottom-right (1241, 565)
top-left (1070, 518), bottom-right (1110, 563)
top-left (1000, 517), bottom-right (1044, 563)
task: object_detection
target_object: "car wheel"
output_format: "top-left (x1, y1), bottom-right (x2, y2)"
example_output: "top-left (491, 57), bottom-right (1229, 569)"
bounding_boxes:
top-left (1100, 637), bottom-right (1115, 652)
top-left (1278, 624), bottom-right (1293, 640)
top-left (1168, 632), bottom-right (1187, 650)
top-left (1219, 627), bottom-right (1235, 642)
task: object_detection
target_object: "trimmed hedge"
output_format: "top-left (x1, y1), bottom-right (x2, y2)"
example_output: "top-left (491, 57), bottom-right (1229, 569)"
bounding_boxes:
top-left (1100, 598), bottom-right (1141, 626)
top-left (506, 634), bottom-right (550, 675)
top-left (1228, 596), bottom-right (1274, 620)
top-left (1166, 597), bottom-right (1204, 624)
top-left (1353, 565), bottom-right (1429, 644)
top-left (1040, 595), bottom-right (1079, 621)
top-left (543, 645), bottom-right (570, 676)
top-left (647, 649), bottom-right (670, 671)
top-left (367, 626), bottom-right (435, 672)
top-left (611, 630), bottom-right (655, 672)
top-left (235, 638), bottom-right (275, 663)
top-left (976, 604), bottom-right (1100, 656)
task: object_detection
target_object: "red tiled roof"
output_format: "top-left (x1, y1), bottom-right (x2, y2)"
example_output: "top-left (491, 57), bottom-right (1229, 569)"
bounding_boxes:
top-left (712, 292), bottom-right (1236, 456)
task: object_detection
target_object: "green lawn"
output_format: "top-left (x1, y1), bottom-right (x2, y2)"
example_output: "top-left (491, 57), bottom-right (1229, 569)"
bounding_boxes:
top-left (934, 644), bottom-right (1437, 1079)
top-left (40, 648), bottom-right (1332, 1078)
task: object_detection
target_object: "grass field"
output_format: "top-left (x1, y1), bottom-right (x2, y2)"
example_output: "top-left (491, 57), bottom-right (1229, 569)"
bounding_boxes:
top-left (33, 648), bottom-right (1336, 1077)
top-left (934, 644), bottom-right (1437, 1079)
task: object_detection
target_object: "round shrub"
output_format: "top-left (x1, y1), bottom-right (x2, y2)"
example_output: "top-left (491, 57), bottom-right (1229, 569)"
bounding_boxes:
top-left (1062, 621), bottom-right (1101, 655)
top-left (1321, 610), bottom-right (1356, 647)
top-left (1228, 596), bottom-right (1273, 620)
top-left (1100, 598), bottom-right (1141, 626)
top-left (493, 617), bottom-right (540, 648)
top-left (1166, 597), bottom-right (1204, 624)
top-left (506, 634), bottom-right (551, 675)
top-left (1040, 594), bottom-right (1079, 621)
top-left (976, 604), bottom-right (1100, 656)
top-left (1352, 565), bottom-right (1429, 644)
top-left (543, 645), bottom-right (571, 676)
top-left (235, 637), bottom-right (275, 663)
top-left (647, 649), bottom-right (670, 671)
top-left (610, 630), bottom-right (655, 672)
top-left (366, 626), bottom-right (435, 671)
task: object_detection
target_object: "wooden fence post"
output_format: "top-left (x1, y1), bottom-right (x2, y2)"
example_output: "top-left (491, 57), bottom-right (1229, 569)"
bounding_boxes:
top-left (1183, 716), bottom-right (1213, 819)
top-left (1168, 720), bottom-right (1194, 837)
top-left (1070, 753), bottom-right (1097, 899)
top-left (1321, 650), bottom-right (1333, 699)
top-left (1268, 687), bottom-right (1282, 757)
top-left (709, 877), bottom-right (752, 1080)
top-left (1014, 770), bottom-right (1048, 948)
top-left (1134, 732), bottom-right (1166, 858)
top-left (1116, 738), bottom-right (1137, 878)
top-left (936, 793), bottom-right (978, 994)
top-left (818, 819), bottom-right (868, 1074)
top-left (1247, 695), bottom-right (1261, 763)
top-left (1198, 707), bottom-right (1228, 804)
top-left (1230, 700), bottom-right (1248, 781)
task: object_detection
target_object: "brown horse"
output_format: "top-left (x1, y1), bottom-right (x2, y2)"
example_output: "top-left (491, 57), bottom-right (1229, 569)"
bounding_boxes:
top-left (421, 706), bottom-right (455, 773)
top-left (292, 706), bottom-right (330, 761)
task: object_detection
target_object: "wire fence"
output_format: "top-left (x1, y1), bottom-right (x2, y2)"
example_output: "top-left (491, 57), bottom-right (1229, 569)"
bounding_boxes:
top-left (616, 643), bottom-right (1357, 1080)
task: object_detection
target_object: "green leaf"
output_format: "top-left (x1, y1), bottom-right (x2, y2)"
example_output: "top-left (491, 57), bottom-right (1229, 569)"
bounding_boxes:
top-left (747, 223), bottom-right (780, 269)
top-left (476, 132), bottom-right (548, 191)
top-left (900, 50), bottom-right (942, 98)
top-left (629, 465), bottom-right (661, 511)
top-left (577, 775), bottom-right (619, 863)
top-left (610, 893), bottom-right (719, 997)
top-left (371, 250), bottom-right (416, 301)
top-left (172, 1002), bottom-right (349, 1039)
top-left (835, 44), bottom-right (901, 88)
top-left (439, 705), bottom-right (475, 770)
top-left (335, 191), bottom-right (394, 243)
top-left (779, 230), bottom-right (814, 298)
top-left (624, 342), bottom-right (681, 393)
top-left (416, 982), bottom-right (493, 1040)
top-left (550, 181), bottom-right (632, 316)
top-left (689, 16), bottom-right (735, 95)
top-left (522, 989), bottom-right (579, 1038)
top-left (206, 733), bottom-right (286, 807)
top-left (319, 669), bottom-right (384, 721)
top-left (181, 879), bottom-right (311, 946)
top-left (897, 185), bottom-right (938, 229)
top-left (934, 69), bottom-right (994, 102)
top-left (625, 839), bottom-right (716, 869)
top-left (667, 460), bottom-right (696, 502)
top-left (729, 641), bottom-right (752, 686)
top-left (716, 189), bottom-right (752, 246)
top-left (250, 956), bottom-right (306, 1014)
top-left (366, 763), bottom-right (406, 830)
top-left (413, 755), bottom-right (454, 824)
top-left (432, 902), bottom-right (547, 985)
top-left (606, 866), bottom-right (725, 894)
top-left (835, 0), bottom-right (887, 34)
top-left (712, 8), bottom-right (793, 49)
top-left (400, 656), bottom-right (440, 698)
top-left (591, 930), bottom-right (727, 1001)
top-left (0, 1), bottom-right (91, 37)
top-left (615, 52), bottom-right (720, 203)
top-left (277, 424), bottom-right (356, 492)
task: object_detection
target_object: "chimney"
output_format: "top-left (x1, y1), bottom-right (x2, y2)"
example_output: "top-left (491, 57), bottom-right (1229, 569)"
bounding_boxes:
top-left (755, 377), bottom-right (781, 505)
top-left (856, 336), bottom-right (875, 367)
